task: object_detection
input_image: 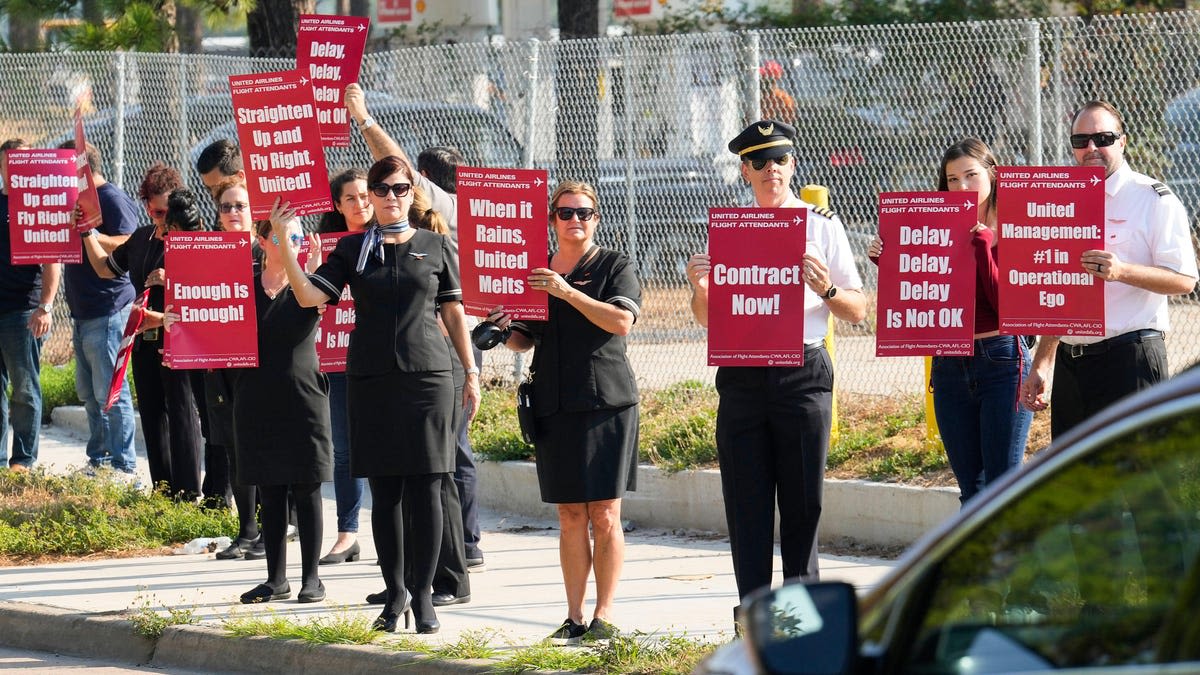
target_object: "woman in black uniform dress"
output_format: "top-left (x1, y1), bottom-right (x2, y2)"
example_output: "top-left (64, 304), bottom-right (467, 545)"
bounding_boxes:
top-left (268, 155), bottom-right (480, 634)
top-left (230, 217), bottom-right (331, 604)
top-left (487, 181), bottom-right (641, 644)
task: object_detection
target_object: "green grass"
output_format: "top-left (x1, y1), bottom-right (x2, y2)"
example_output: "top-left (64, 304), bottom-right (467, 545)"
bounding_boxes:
top-left (0, 468), bottom-right (237, 557)
top-left (128, 594), bottom-right (198, 638)
top-left (224, 609), bottom-right (381, 645)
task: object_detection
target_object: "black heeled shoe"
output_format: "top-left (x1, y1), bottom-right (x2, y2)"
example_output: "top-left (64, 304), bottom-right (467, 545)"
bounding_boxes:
top-left (318, 541), bottom-right (361, 565)
top-left (413, 602), bottom-right (440, 635)
top-left (371, 598), bottom-right (413, 633)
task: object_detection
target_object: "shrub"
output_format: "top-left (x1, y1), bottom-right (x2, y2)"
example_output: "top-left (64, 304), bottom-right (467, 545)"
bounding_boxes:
top-left (39, 361), bottom-right (82, 423)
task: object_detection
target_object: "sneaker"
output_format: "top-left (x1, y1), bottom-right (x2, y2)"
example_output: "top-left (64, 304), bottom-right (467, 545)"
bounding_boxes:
top-left (583, 617), bottom-right (619, 642)
top-left (546, 618), bottom-right (588, 646)
top-left (108, 470), bottom-right (140, 488)
top-left (466, 556), bottom-right (486, 573)
top-left (74, 463), bottom-right (100, 478)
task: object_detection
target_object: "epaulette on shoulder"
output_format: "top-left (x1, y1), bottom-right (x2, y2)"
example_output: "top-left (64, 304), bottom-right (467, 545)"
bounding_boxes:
top-left (812, 205), bottom-right (836, 219)
top-left (1151, 181), bottom-right (1173, 197)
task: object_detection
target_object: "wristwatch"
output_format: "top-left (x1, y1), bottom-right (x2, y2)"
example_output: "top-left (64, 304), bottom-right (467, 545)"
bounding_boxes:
top-left (465, 366), bottom-right (480, 376)
top-left (38, 303), bottom-right (53, 313)
top-left (79, 229), bottom-right (95, 238)
top-left (358, 116), bottom-right (376, 131)
top-left (822, 285), bottom-right (838, 300)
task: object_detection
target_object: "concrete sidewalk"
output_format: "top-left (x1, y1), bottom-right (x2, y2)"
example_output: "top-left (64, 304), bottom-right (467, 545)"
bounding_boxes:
top-left (0, 423), bottom-right (897, 673)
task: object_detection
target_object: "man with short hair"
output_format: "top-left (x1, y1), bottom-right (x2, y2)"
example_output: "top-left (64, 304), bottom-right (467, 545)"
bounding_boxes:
top-left (196, 140), bottom-right (245, 195)
top-left (1021, 100), bottom-right (1199, 437)
top-left (687, 119), bottom-right (867, 615)
top-left (1, 138), bottom-right (61, 471)
top-left (57, 140), bottom-right (139, 477)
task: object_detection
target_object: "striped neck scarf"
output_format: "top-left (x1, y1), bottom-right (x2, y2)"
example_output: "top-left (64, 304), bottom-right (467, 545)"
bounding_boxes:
top-left (356, 220), bottom-right (410, 273)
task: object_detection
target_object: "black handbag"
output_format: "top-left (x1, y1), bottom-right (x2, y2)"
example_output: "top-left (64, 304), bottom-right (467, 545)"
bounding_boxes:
top-left (516, 378), bottom-right (536, 445)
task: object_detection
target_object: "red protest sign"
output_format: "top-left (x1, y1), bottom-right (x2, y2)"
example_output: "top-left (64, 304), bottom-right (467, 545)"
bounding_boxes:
top-left (707, 208), bottom-right (808, 367)
top-left (457, 167), bottom-right (550, 320)
top-left (315, 231), bottom-right (353, 372)
top-left (297, 14), bottom-right (370, 148)
top-left (73, 105), bottom-right (102, 232)
top-left (614, 0), bottom-right (653, 17)
top-left (997, 166), bottom-right (1105, 336)
top-left (376, 0), bottom-right (411, 26)
top-left (105, 289), bottom-right (148, 412)
top-left (6, 149), bottom-right (80, 264)
top-left (875, 192), bottom-right (978, 357)
top-left (230, 70), bottom-right (332, 220)
top-left (163, 231), bottom-right (258, 369)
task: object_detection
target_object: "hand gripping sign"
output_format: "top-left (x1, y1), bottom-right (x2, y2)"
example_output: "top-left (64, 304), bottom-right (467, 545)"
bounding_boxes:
top-left (996, 166), bottom-right (1105, 336)
top-left (706, 207), bottom-right (808, 367)
top-left (230, 70), bottom-right (333, 220)
top-left (875, 192), bottom-right (978, 357)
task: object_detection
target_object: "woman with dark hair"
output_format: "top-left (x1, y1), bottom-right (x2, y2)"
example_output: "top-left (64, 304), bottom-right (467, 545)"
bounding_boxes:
top-left (316, 168), bottom-right (373, 565)
top-left (268, 155), bottom-right (479, 634)
top-left (81, 171), bottom-right (204, 501)
top-left (869, 138), bottom-right (1033, 504)
top-left (487, 180), bottom-right (641, 644)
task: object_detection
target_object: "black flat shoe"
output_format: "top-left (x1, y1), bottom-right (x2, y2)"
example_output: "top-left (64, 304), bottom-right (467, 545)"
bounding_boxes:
top-left (243, 536), bottom-right (266, 561)
top-left (416, 618), bottom-right (440, 635)
top-left (215, 538), bottom-right (253, 560)
top-left (318, 541), bottom-right (361, 565)
top-left (297, 581), bottom-right (326, 603)
top-left (431, 592), bottom-right (470, 607)
top-left (239, 582), bottom-right (291, 604)
top-left (365, 589), bottom-right (387, 605)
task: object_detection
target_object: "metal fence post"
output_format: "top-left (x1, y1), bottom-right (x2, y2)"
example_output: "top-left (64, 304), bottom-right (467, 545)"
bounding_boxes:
top-left (114, 51), bottom-right (128, 190)
top-left (1026, 20), bottom-right (1043, 165)
top-left (521, 39), bottom-right (540, 170)
top-left (742, 31), bottom-right (763, 123)
top-left (622, 36), bottom-right (638, 275)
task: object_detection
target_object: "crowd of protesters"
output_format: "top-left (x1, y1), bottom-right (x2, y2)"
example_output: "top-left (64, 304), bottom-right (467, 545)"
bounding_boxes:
top-left (2, 89), bottom-right (1197, 641)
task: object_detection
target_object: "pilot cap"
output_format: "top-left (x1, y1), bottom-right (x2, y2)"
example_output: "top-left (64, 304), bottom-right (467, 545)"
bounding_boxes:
top-left (728, 119), bottom-right (797, 161)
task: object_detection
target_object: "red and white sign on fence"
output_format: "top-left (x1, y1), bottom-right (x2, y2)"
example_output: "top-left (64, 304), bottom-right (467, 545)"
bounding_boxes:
top-left (706, 207), bottom-right (808, 367)
top-left (996, 166), bottom-right (1105, 336)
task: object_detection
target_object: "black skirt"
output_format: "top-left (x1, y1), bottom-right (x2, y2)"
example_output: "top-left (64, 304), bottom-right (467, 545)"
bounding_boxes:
top-left (534, 404), bottom-right (639, 503)
top-left (347, 369), bottom-right (454, 477)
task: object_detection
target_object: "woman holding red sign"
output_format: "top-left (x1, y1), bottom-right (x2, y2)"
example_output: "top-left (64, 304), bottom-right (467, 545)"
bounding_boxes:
top-left (268, 155), bottom-right (479, 635)
top-left (484, 181), bottom-right (642, 645)
top-left (869, 138), bottom-right (1033, 504)
top-left (81, 167), bottom-right (204, 502)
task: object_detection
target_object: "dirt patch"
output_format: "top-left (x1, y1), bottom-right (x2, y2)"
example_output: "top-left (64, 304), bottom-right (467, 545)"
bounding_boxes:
top-left (0, 546), bottom-right (173, 567)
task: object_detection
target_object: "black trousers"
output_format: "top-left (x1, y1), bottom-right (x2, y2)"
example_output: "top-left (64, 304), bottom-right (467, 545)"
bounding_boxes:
top-left (190, 371), bottom-right (232, 508)
top-left (1051, 331), bottom-right (1167, 439)
top-left (715, 347), bottom-right (833, 601)
top-left (131, 345), bottom-right (202, 500)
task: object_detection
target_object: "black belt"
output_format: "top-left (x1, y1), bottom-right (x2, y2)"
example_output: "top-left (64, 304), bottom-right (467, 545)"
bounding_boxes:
top-left (1063, 329), bottom-right (1162, 359)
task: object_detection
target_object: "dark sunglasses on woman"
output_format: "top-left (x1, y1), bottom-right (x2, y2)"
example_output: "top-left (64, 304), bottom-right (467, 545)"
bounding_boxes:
top-left (554, 207), bottom-right (596, 221)
top-left (369, 182), bottom-right (412, 198)
top-left (219, 202), bottom-right (249, 214)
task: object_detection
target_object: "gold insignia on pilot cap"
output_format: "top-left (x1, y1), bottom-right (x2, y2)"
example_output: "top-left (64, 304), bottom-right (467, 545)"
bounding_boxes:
top-left (757, 123), bottom-right (775, 136)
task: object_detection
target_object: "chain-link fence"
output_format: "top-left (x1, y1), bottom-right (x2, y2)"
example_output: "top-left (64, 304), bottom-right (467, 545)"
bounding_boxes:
top-left (5, 12), bottom-right (1200, 393)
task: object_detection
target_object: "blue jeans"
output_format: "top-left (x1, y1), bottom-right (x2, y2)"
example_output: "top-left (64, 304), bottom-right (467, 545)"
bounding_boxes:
top-left (0, 309), bottom-right (44, 468)
top-left (328, 372), bottom-right (364, 532)
top-left (73, 306), bottom-right (137, 473)
top-left (931, 335), bottom-right (1033, 505)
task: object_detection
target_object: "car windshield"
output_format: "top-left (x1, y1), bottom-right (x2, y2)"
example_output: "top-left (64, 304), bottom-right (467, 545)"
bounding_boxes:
top-left (902, 406), bottom-right (1200, 672)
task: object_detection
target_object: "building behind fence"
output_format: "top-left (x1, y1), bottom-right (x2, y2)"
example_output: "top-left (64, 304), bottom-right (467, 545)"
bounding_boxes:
top-left (5, 12), bottom-right (1200, 393)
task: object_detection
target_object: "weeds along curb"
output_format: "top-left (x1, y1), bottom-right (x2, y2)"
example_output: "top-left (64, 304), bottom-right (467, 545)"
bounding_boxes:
top-left (0, 602), bottom-right (155, 664)
top-left (0, 602), bottom-right (575, 675)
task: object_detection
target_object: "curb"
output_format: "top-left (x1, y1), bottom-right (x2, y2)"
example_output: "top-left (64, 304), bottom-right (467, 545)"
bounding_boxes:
top-left (0, 602), bottom-right (155, 664)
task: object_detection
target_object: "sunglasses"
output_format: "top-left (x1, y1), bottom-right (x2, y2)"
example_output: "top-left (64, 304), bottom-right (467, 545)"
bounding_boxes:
top-left (554, 207), bottom-right (596, 221)
top-left (745, 155), bottom-right (791, 171)
top-left (219, 202), bottom-right (249, 214)
top-left (1069, 131), bottom-right (1122, 149)
top-left (369, 182), bottom-right (412, 198)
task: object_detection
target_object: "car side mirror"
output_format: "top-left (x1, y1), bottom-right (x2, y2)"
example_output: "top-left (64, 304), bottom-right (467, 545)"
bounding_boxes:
top-left (744, 581), bottom-right (859, 675)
